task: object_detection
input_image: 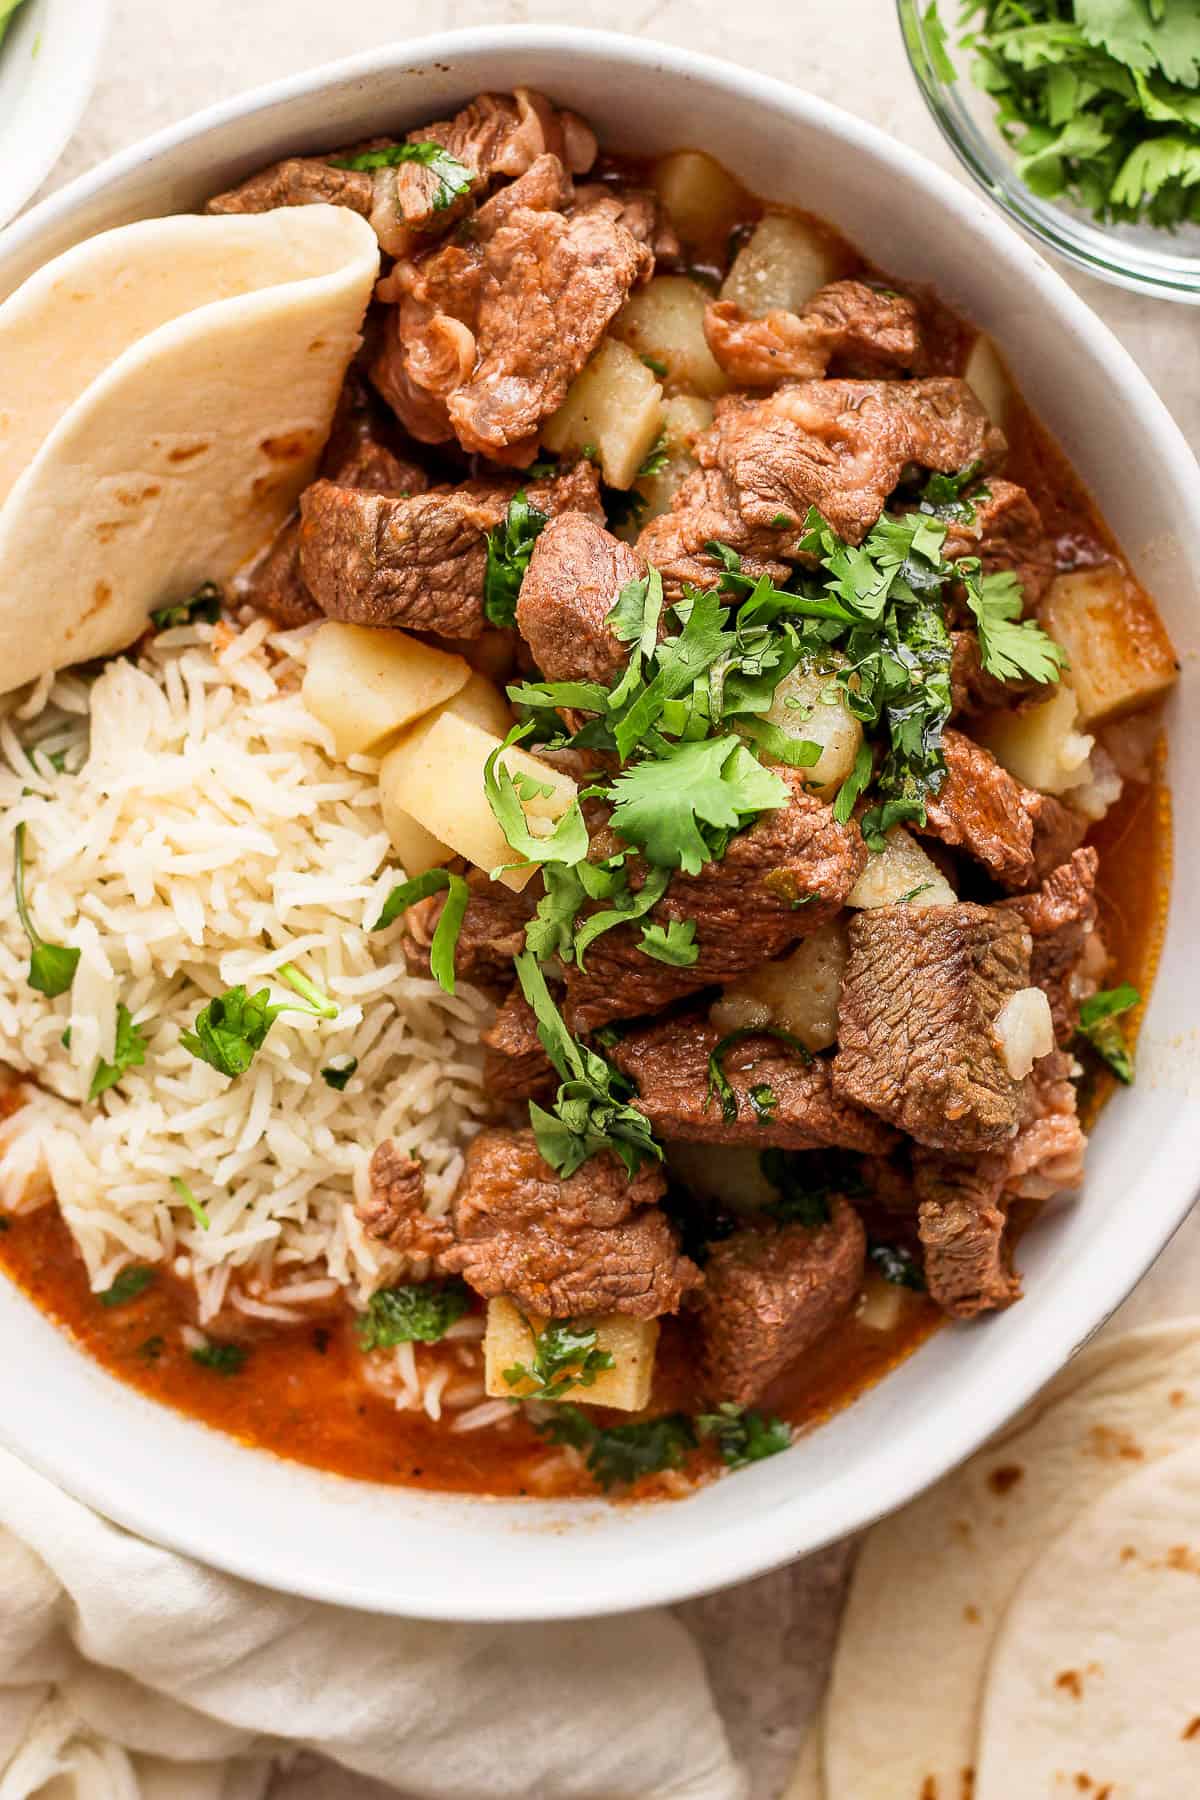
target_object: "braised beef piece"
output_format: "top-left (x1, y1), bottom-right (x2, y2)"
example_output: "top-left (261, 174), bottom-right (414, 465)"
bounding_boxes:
top-left (206, 159), bottom-right (375, 220)
top-left (298, 460), bottom-right (602, 638)
top-left (834, 902), bottom-right (1032, 1151)
top-left (517, 513), bottom-right (648, 685)
top-left (701, 377), bottom-right (1006, 547)
top-left (949, 630), bottom-right (1055, 717)
top-left (609, 1009), bottom-right (897, 1152)
top-left (441, 1128), bottom-right (701, 1317)
top-left (1027, 790), bottom-right (1089, 885)
top-left (1001, 847), bottom-right (1099, 1042)
top-left (913, 1147), bottom-right (1019, 1317)
top-left (481, 987), bottom-right (557, 1102)
top-left (357, 1141), bottom-right (454, 1260)
top-left (918, 727), bottom-right (1083, 893)
top-left (1006, 1048), bottom-right (1086, 1200)
top-left (704, 280), bottom-right (922, 387)
top-left (562, 775), bottom-right (868, 1032)
top-left (571, 183), bottom-right (680, 261)
top-left (941, 479), bottom-right (1056, 609)
top-left (636, 468), bottom-right (791, 601)
top-left (699, 1202), bottom-right (866, 1405)
top-left (402, 868), bottom-right (538, 989)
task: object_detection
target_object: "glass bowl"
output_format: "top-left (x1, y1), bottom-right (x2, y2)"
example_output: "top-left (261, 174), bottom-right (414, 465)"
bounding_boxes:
top-left (898, 0), bottom-right (1200, 303)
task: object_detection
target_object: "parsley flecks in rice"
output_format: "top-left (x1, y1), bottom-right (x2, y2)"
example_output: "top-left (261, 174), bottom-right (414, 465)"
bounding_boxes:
top-left (0, 615), bottom-right (489, 1320)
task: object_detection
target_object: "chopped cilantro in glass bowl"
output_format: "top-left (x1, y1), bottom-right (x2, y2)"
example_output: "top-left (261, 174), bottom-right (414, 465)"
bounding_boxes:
top-left (898, 0), bottom-right (1200, 302)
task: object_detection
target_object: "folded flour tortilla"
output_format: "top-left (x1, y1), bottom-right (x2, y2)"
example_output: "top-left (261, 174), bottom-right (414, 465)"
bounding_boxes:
top-left (0, 206), bottom-right (378, 694)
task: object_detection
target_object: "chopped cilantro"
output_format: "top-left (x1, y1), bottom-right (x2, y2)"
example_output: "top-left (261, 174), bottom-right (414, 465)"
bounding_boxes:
top-left (696, 1402), bottom-right (792, 1469)
top-left (482, 491), bottom-right (549, 628)
top-left (638, 918), bottom-right (700, 966)
top-left (483, 725), bottom-right (590, 881)
top-left (868, 1240), bottom-right (926, 1290)
top-left (706, 1027), bottom-right (810, 1124)
top-left (503, 1317), bottom-right (615, 1399)
top-left (89, 1004), bottom-right (148, 1102)
top-left (321, 1056), bottom-right (358, 1090)
top-left (149, 580), bottom-right (222, 631)
top-left (357, 1279), bottom-right (471, 1349)
top-left (190, 1340), bottom-right (248, 1376)
top-left (640, 354), bottom-right (670, 377)
top-left (180, 962), bottom-right (337, 1080)
top-left (636, 431), bottom-right (670, 479)
top-left (961, 565), bottom-right (1067, 686)
top-left (99, 1265), bottom-right (155, 1308)
top-left (12, 822), bottom-right (80, 997)
top-left (374, 867), bottom-right (469, 995)
top-left (896, 881), bottom-right (934, 904)
top-left (170, 1177), bottom-right (210, 1231)
top-left (608, 736), bottom-right (788, 876)
top-left (537, 1404), bottom-right (697, 1489)
top-left (1077, 981), bottom-right (1140, 1083)
top-left (329, 140), bottom-right (474, 212)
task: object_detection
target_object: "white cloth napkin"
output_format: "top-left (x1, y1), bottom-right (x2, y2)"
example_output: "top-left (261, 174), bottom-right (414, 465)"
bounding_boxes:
top-left (0, 1450), bottom-right (744, 1800)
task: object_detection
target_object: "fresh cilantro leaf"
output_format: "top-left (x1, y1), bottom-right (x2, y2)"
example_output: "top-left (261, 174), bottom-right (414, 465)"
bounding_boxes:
top-left (734, 715), bottom-right (824, 770)
top-left (961, 564), bottom-right (1067, 685)
top-left (99, 1265), bottom-right (155, 1308)
top-left (180, 963), bottom-right (337, 1080)
top-left (868, 1239), bottom-right (926, 1290)
top-left (12, 822), bottom-right (80, 997)
top-left (608, 736), bottom-right (788, 875)
top-left (321, 1057), bottom-right (358, 1090)
top-left (608, 569), bottom-right (664, 659)
top-left (706, 1027), bottom-right (811, 1125)
top-left (536, 1404), bottom-right (697, 1490)
top-left (483, 726), bottom-right (590, 879)
top-left (696, 1401), bottom-right (792, 1469)
top-left (374, 867), bottom-right (469, 995)
top-left (89, 1004), bottom-right (148, 1101)
top-left (748, 1082), bottom-right (778, 1124)
top-left (357, 1279), bottom-right (471, 1349)
top-left (1077, 981), bottom-right (1140, 1083)
top-left (895, 881), bottom-right (935, 904)
top-left (503, 1317), bottom-right (615, 1400)
top-left (639, 918), bottom-right (699, 966)
top-left (170, 1176), bottom-right (211, 1231)
top-left (571, 866), bottom-right (672, 968)
top-left (329, 139), bottom-right (475, 211)
top-left (636, 431), bottom-right (670, 479)
top-left (833, 740), bottom-right (875, 826)
top-left (190, 1340), bottom-right (248, 1376)
top-left (1078, 0), bottom-right (1200, 87)
top-left (482, 491), bottom-right (549, 628)
top-left (640, 354), bottom-right (670, 377)
top-left (149, 580), bottom-right (222, 631)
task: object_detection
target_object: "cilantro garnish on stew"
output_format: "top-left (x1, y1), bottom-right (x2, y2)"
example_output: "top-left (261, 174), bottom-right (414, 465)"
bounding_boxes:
top-left (357, 1280), bottom-right (471, 1349)
top-left (482, 491), bottom-right (550, 628)
top-left (374, 867), bottom-right (470, 995)
top-left (536, 1404), bottom-right (697, 1489)
top-left (190, 1340), bottom-right (248, 1376)
top-left (329, 140), bottom-right (475, 211)
top-left (695, 1402), bottom-right (792, 1469)
top-left (1077, 981), bottom-right (1140, 1082)
top-left (99, 1265), bottom-right (156, 1308)
top-left (149, 581), bottom-right (222, 632)
top-left (503, 1317), bottom-right (616, 1400)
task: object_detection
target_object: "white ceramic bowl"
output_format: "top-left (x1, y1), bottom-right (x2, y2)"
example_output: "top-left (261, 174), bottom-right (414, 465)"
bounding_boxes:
top-left (1, 27), bottom-right (1197, 1623)
top-left (0, 0), bottom-right (109, 228)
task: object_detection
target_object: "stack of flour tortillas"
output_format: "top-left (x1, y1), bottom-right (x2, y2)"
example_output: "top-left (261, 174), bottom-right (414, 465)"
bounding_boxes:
top-left (787, 1321), bottom-right (1200, 1798)
top-left (0, 205), bottom-right (378, 695)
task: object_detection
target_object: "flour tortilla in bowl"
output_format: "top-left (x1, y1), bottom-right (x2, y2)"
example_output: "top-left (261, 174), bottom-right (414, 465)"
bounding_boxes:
top-left (0, 206), bottom-right (379, 694)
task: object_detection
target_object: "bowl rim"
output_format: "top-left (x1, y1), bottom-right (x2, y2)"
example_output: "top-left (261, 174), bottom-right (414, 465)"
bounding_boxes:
top-left (0, 0), bottom-right (112, 230)
top-left (2, 22), bottom-right (1199, 1620)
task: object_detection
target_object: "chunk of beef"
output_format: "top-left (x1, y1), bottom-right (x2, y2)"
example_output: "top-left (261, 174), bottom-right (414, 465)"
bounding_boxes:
top-left (402, 868), bottom-right (538, 989)
top-left (704, 281), bottom-right (922, 388)
top-left (481, 987), bottom-right (557, 1102)
top-left (834, 902), bottom-right (1032, 1151)
top-left (562, 775), bottom-right (868, 1031)
top-left (913, 1147), bottom-right (1019, 1317)
top-left (1001, 847), bottom-right (1099, 1042)
top-left (1005, 1048), bottom-right (1086, 1200)
top-left (571, 183), bottom-right (680, 261)
top-left (609, 1009), bottom-right (897, 1152)
top-left (297, 460), bottom-right (602, 638)
top-left (1027, 790), bottom-right (1089, 885)
top-left (206, 158), bottom-right (375, 219)
top-left (949, 630), bottom-right (1055, 717)
top-left (441, 1128), bottom-right (701, 1317)
top-left (942, 479), bottom-right (1056, 609)
top-left (700, 1203), bottom-right (866, 1405)
top-left (517, 513), bottom-right (647, 685)
top-left (475, 152), bottom-right (575, 234)
top-left (635, 468), bottom-right (791, 601)
top-left (357, 1141), bottom-right (454, 1260)
top-left (919, 728), bottom-right (1037, 890)
top-left (701, 378), bottom-right (1006, 546)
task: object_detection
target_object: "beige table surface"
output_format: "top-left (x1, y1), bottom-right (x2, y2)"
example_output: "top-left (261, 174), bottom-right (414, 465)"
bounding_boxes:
top-left (30, 4), bottom-right (1200, 1795)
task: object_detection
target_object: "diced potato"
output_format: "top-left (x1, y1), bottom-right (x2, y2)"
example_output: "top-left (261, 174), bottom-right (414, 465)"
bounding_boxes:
top-left (742, 664), bottom-right (863, 801)
top-left (858, 1272), bottom-right (908, 1334)
top-left (543, 337), bottom-right (663, 489)
top-left (964, 332), bottom-right (1013, 429)
top-left (976, 685), bottom-right (1094, 795)
top-left (847, 828), bottom-right (957, 909)
top-left (611, 276), bottom-right (730, 399)
top-left (380, 713), bottom-right (576, 893)
top-left (653, 149), bottom-right (746, 257)
top-left (709, 917), bottom-right (850, 1054)
top-left (378, 672), bottom-right (514, 871)
top-left (614, 395), bottom-right (716, 544)
top-left (665, 1142), bottom-right (781, 1214)
top-left (402, 668), bottom-right (513, 746)
top-left (484, 1297), bottom-right (657, 1411)
top-left (378, 801), bottom-right (451, 881)
top-left (721, 213), bottom-right (840, 317)
top-left (662, 393), bottom-right (715, 449)
top-left (1040, 566), bottom-right (1179, 727)
top-left (301, 622), bottom-right (470, 760)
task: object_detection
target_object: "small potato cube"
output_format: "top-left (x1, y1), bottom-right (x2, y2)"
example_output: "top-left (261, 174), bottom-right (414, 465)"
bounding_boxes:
top-left (746, 664), bottom-right (863, 800)
top-left (976, 685), bottom-right (1093, 796)
top-left (402, 669), bottom-right (514, 748)
top-left (964, 332), bottom-right (1013, 429)
top-left (543, 337), bottom-right (663, 489)
top-left (484, 1297), bottom-right (658, 1412)
top-left (710, 917), bottom-right (850, 1053)
top-left (847, 828), bottom-right (956, 909)
top-left (611, 276), bottom-right (730, 399)
top-left (614, 395), bottom-right (716, 543)
top-left (653, 149), bottom-right (746, 257)
top-left (721, 213), bottom-right (841, 317)
top-left (858, 1272), bottom-right (908, 1334)
top-left (665, 1142), bottom-right (781, 1214)
top-left (1040, 566), bottom-right (1179, 727)
top-left (378, 672), bottom-right (514, 872)
top-left (379, 802), bottom-right (451, 880)
top-left (380, 713), bottom-right (576, 893)
top-left (302, 622), bottom-right (470, 760)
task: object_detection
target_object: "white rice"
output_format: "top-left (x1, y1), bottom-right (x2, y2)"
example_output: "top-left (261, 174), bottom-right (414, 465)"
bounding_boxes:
top-left (0, 617), bottom-right (493, 1382)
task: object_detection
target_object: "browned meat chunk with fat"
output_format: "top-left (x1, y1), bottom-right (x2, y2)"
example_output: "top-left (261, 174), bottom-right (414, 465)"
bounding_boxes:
top-left (357, 1141), bottom-right (454, 1260)
top-left (562, 774), bottom-right (868, 1031)
top-left (207, 159), bottom-right (374, 219)
top-left (914, 1147), bottom-right (1019, 1318)
top-left (571, 183), bottom-right (680, 261)
top-left (1001, 847), bottom-right (1100, 1042)
top-left (517, 513), bottom-right (647, 685)
top-left (949, 630), bottom-right (1056, 717)
top-left (834, 902), bottom-right (1032, 1152)
top-left (704, 281), bottom-right (922, 387)
top-left (701, 377), bottom-right (1006, 546)
top-left (918, 729), bottom-right (1087, 892)
top-left (700, 1204), bottom-right (866, 1405)
top-left (1006, 1048), bottom-right (1086, 1200)
top-left (609, 1009), bottom-right (896, 1152)
top-left (1028, 789), bottom-right (1089, 885)
top-left (635, 468), bottom-right (791, 600)
top-left (297, 460), bottom-right (602, 638)
top-left (942, 479), bottom-right (1056, 608)
top-left (402, 868), bottom-right (539, 990)
top-left (441, 1128), bottom-right (701, 1317)
top-left (481, 987), bottom-right (557, 1102)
